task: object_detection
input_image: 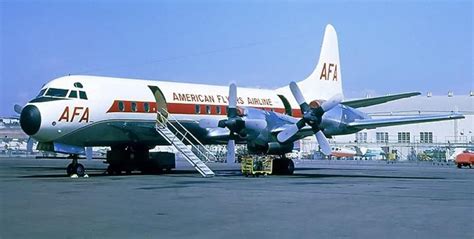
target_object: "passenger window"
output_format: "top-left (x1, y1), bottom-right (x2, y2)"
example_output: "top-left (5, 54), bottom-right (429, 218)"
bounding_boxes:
top-left (206, 105), bottom-right (211, 114)
top-left (144, 102), bottom-right (150, 112)
top-left (79, 91), bottom-right (88, 100)
top-left (74, 82), bottom-right (84, 88)
top-left (68, 91), bottom-right (78, 98)
top-left (195, 105), bottom-right (201, 114)
top-left (216, 106), bottom-right (221, 114)
top-left (45, 88), bottom-right (69, 97)
top-left (118, 101), bottom-right (125, 112)
top-left (131, 102), bottom-right (137, 112)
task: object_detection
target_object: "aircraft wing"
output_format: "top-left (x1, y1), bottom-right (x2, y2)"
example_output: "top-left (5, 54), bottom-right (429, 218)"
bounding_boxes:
top-left (107, 120), bottom-right (244, 144)
top-left (342, 92), bottom-right (421, 108)
top-left (347, 113), bottom-right (464, 130)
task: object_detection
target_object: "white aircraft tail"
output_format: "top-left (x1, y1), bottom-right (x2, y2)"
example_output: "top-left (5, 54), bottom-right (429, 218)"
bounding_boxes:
top-left (278, 24), bottom-right (343, 101)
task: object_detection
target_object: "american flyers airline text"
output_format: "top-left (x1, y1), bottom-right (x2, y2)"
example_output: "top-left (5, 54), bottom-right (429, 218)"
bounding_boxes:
top-left (172, 92), bottom-right (273, 106)
top-left (58, 106), bottom-right (90, 123)
top-left (320, 63), bottom-right (338, 81)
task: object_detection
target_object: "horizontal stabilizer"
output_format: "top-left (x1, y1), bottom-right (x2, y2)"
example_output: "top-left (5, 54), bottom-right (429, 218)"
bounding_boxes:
top-left (347, 113), bottom-right (465, 130)
top-left (342, 92), bottom-right (421, 108)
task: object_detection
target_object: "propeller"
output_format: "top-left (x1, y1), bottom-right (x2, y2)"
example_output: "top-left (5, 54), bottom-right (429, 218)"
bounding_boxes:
top-left (199, 83), bottom-right (267, 138)
top-left (26, 137), bottom-right (35, 153)
top-left (85, 147), bottom-right (93, 161)
top-left (14, 104), bottom-right (23, 115)
top-left (277, 81), bottom-right (343, 155)
top-left (199, 83), bottom-right (267, 163)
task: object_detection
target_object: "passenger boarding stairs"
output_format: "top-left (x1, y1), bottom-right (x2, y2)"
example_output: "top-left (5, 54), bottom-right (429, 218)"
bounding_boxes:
top-left (155, 110), bottom-right (216, 177)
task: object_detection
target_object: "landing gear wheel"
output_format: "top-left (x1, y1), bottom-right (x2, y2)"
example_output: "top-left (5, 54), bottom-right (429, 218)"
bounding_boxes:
top-left (107, 165), bottom-right (123, 175)
top-left (75, 164), bottom-right (85, 177)
top-left (107, 166), bottom-right (114, 175)
top-left (67, 163), bottom-right (74, 176)
top-left (286, 159), bottom-right (295, 175)
top-left (66, 163), bottom-right (85, 176)
top-left (272, 158), bottom-right (294, 175)
top-left (66, 154), bottom-right (86, 177)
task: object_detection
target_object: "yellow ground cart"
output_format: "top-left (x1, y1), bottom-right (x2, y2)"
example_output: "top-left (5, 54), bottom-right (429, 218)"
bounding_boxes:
top-left (241, 155), bottom-right (273, 177)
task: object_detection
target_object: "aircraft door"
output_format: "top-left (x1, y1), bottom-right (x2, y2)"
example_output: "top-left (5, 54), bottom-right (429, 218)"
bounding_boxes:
top-left (148, 86), bottom-right (168, 123)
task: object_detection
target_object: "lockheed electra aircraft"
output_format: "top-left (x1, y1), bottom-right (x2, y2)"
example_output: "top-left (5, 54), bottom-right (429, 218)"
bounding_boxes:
top-left (19, 24), bottom-right (464, 176)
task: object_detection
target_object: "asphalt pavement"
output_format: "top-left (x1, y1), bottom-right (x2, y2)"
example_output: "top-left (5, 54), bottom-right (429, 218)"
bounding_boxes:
top-left (0, 158), bottom-right (472, 239)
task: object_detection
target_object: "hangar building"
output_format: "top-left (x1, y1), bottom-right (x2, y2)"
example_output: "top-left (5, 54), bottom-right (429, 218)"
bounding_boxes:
top-left (334, 92), bottom-right (473, 145)
top-left (296, 92), bottom-right (474, 160)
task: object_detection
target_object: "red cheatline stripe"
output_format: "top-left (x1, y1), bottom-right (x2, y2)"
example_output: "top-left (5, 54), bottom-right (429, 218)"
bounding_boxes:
top-left (107, 100), bottom-right (302, 117)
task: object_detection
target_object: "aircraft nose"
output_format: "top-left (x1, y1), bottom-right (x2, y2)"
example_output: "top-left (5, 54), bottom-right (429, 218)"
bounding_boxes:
top-left (20, 105), bottom-right (42, 135)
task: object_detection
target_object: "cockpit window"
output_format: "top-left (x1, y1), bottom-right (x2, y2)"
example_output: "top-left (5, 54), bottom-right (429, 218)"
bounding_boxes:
top-left (45, 88), bottom-right (69, 97)
top-left (74, 82), bottom-right (84, 88)
top-left (36, 89), bottom-right (46, 98)
top-left (68, 91), bottom-right (78, 98)
top-left (79, 91), bottom-right (88, 100)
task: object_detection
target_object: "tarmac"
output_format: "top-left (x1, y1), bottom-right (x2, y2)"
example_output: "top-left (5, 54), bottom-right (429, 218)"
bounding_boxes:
top-left (0, 157), bottom-right (472, 239)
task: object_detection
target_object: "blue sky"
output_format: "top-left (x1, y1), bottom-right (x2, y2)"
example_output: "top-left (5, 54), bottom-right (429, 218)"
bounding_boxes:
top-left (1, 0), bottom-right (472, 116)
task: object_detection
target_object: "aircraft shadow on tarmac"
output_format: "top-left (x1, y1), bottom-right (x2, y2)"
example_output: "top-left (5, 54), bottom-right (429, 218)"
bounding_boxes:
top-left (17, 168), bottom-right (211, 179)
top-left (290, 173), bottom-right (444, 180)
top-left (17, 167), bottom-right (444, 180)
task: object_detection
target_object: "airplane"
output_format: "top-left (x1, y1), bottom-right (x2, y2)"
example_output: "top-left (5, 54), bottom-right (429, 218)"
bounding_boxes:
top-left (18, 24), bottom-right (464, 176)
top-left (354, 146), bottom-right (386, 160)
top-left (330, 146), bottom-right (357, 159)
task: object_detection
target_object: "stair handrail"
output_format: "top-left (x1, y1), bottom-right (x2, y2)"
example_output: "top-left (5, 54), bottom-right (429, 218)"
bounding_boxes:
top-left (156, 110), bottom-right (218, 162)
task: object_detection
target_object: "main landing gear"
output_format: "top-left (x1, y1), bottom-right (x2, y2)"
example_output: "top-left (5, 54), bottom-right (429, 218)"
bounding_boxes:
top-left (105, 145), bottom-right (175, 175)
top-left (66, 155), bottom-right (85, 177)
top-left (272, 156), bottom-right (295, 175)
top-left (106, 145), bottom-right (148, 175)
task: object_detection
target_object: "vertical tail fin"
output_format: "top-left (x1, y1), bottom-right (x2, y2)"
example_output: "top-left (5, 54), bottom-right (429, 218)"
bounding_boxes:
top-left (278, 24), bottom-right (343, 101)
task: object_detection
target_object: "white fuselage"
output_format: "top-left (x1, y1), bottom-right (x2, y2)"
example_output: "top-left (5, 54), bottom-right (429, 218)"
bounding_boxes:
top-left (26, 75), bottom-right (303, 146)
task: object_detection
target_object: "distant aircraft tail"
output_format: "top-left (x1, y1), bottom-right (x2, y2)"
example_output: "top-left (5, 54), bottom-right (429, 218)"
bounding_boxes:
top-left (277, 24), bottom-right (343, 101)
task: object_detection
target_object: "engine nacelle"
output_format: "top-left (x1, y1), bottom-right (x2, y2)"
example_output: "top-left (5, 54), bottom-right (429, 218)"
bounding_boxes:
top-left (266, 142), bottom-right (294, 154)
top-left (247, 142), bottom-right (294, 155)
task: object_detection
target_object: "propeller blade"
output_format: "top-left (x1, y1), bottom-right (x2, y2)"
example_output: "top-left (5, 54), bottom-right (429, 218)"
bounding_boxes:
top-left (226, 139), bottom-right (235, 164)
top-left (26, 137), bottom-right (34, 153)
top-left (277, 124), bottom-right (299, 143)
top-left (14, 104), bottom-right (23, 115)
top-left (199, 118), bottom-right (221, 128)
top-left (321, 93), bottom-right (343, 112)
top-left (244, 119), bottom-right (267, 131)
top-left (289, 81), bottom-right (310, 113)
top-left (315, 131), bottom-right (331, 155)
top-left (85, 147), bottom-right (93, 161)
top-left (289, 81), bottom-right (305, 105)
top-left (228, 83), bottom-right (237, 108)
top-left (227, 83), bottom-right (238, 118)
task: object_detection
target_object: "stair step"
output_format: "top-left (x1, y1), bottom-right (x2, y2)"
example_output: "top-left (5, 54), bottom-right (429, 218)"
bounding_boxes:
top-left (155, 124), bottom-right (214, 177)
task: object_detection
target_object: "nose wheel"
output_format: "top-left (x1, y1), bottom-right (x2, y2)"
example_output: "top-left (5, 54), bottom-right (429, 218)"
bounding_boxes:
top-left (66, 155), bottom-right (85, 177)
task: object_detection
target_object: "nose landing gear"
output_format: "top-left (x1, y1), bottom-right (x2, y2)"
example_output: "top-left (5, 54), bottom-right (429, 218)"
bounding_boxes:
top-left (66, 155), bottom-right (86, 177)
